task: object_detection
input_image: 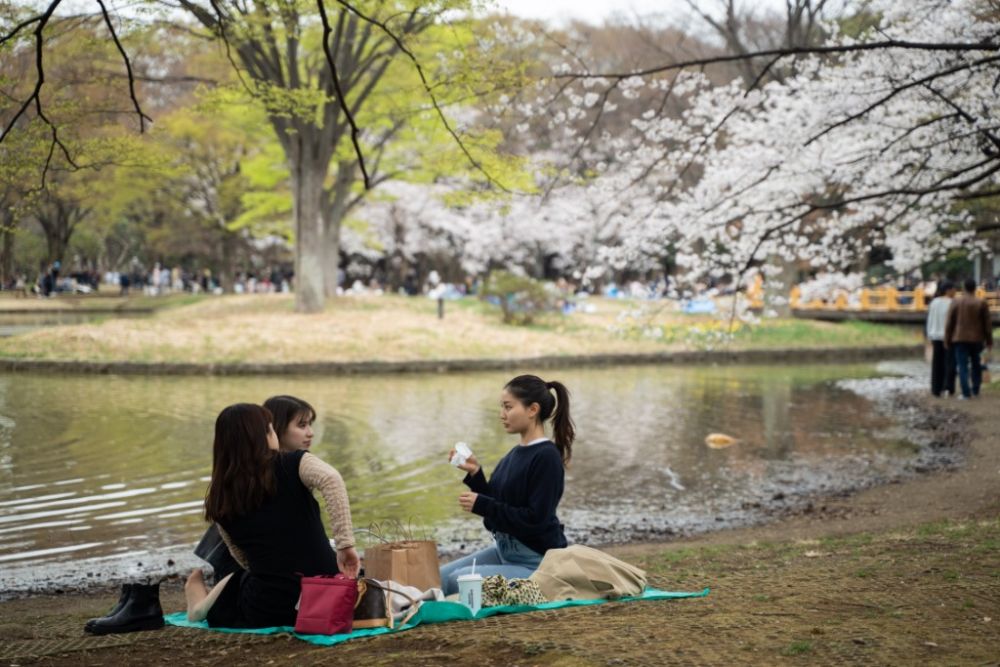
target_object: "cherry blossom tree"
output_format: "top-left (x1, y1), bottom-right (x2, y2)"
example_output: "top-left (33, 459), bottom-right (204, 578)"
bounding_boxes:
top-left (526, 0), bottom-right (999, 319)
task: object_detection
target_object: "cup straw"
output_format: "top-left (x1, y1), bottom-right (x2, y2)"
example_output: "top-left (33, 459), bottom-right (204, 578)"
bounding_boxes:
top-left (471, 558), bottom-right (476, 576)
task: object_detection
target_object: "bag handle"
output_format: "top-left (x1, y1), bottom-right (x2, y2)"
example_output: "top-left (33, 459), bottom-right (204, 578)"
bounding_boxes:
top-left (362, 578), bottom-right (419, 606)
top-left (364, 577), bottom-right (424, 625)
top-left (356, 527), bottom-right (392, 544)
top-left (397, 603), bottom-right (421, 627)
top-left (354, 579), bottom-right (366, 611)
top-left (364, 519), bottom-right (428, 543)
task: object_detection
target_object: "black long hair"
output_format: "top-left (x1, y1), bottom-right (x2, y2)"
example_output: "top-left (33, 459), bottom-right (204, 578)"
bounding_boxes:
top-left (933, 280), bottom-right (953, 299)
top-left (205, 403), bottom-right (276, 522)
top-left (505, 374), bottom-right (575, 465)
top-left (263, 395), bottom-right (316, 440)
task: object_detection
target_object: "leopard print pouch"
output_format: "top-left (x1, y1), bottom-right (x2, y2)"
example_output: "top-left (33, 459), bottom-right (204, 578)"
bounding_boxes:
top-left (482, 574), bottom-right (548, 607)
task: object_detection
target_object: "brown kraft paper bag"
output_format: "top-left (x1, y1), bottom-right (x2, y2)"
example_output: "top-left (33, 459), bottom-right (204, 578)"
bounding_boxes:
top-left (364, 540), bottom-right (441, 591)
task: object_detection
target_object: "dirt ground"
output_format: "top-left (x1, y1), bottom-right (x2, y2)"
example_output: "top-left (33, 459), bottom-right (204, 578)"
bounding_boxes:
top-left (1, 394), bottom-right (998, 666)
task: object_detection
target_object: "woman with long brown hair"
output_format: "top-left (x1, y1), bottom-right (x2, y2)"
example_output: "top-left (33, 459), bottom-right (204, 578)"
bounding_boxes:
top-left (193, 395), bottom-right (320, 582)
top-left (184, 403), bottom-right (359, 627)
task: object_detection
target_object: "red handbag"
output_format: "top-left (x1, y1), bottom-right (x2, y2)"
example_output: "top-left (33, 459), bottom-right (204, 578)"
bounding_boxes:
top-left (294, 574), bottom-right (359, 635)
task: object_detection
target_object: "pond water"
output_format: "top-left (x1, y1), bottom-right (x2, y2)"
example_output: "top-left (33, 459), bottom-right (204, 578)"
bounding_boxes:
top-left (0, 363), bottom-right (925, 595)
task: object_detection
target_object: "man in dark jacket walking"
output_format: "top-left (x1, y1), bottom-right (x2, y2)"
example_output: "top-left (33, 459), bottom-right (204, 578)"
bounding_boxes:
top-left (945, 278), bottom-right (994, 398)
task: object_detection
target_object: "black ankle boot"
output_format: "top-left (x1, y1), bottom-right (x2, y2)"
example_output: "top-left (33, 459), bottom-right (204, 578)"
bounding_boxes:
top-left (84, 582), bottom-right (164, 635)
top-left (84, 584), bottom-right (133, 633)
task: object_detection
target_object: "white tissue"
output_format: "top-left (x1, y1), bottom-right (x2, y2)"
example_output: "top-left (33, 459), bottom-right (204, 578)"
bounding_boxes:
top-left (450, 441), bottom-right (473, 467)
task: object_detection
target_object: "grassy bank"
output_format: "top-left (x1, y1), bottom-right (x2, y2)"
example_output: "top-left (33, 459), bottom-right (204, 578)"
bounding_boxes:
top-left (0, 294), bottom-right (919, 365)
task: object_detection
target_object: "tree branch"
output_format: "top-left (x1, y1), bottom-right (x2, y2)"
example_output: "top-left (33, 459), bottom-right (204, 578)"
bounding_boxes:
top-left (554, 39), bottom-right (1000, 81)
top-left (316, 0), bottom-right (370, 189)
top-left (0, 0), bottom-right (77, 188)
top-left (95, 0), bottom-right (152, 132)
top-left (0, 6), bottom-right (49, 46)
top-left (804, 54), bottom-right (1000, 146)
top-left (205, 0), bottom-right (254, 95)
top-left (331, 0), bottom-right (512, 192)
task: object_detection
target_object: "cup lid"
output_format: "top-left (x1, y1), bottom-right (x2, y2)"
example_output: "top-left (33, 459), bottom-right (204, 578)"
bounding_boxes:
top-left (457, 573), bottom-right (483, 581)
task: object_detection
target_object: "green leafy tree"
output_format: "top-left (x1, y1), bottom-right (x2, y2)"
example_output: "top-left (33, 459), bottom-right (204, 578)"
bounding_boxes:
top-left (226, 15), bottom-right (534, 295)
top-left (172, 1), bottom-right (442, 310)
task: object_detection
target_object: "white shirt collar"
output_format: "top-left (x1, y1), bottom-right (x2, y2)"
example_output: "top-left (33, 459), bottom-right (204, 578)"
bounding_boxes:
top-left (522, 437), bottom-right (549, 446)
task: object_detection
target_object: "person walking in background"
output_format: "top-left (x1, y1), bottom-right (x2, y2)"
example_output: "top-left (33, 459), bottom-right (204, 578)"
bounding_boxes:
top-left (926, 280), bottom-right (957, 397)
top-left (945, 278), bottom-right (994, 399)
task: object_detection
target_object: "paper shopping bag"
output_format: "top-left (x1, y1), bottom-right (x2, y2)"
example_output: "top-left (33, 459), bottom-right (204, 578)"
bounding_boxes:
top-left (364, 540), bottom-right (441, 591)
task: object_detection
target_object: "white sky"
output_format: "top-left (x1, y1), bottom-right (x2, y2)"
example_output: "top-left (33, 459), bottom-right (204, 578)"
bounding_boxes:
top-left (494, 0), bottom-right (785, 26)
top-left (497, 0), bottom-right (683, 24)
top-left (46, 0), bottom-right (787, 29)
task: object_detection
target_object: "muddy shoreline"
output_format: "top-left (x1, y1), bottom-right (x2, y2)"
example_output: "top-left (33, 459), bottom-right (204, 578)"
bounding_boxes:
top-left (560, 388), bottom-right (970, 547)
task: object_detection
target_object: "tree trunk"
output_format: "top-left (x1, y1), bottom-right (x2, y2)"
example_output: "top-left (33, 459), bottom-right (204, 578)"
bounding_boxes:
top-left (1, 226), bottom-right (13, 285)
top-left (44, 228), bottom-right (69, 266)
top-left (219, 233), bottom-right (236, 293)
top-left (322, 213), bottom-right (342, 297)
top-left (763, 255), bottom-right (798, 318)
top-left (981, 237), bottom-right (997, 286)
top-left (292, 151), bottom-right (326, 313)
top-left (37, 200), bottom-right (84, 267)
top-left (761, 375), bottom-right (792, 457)
top-left (322, 162), bottom-right (355, 298)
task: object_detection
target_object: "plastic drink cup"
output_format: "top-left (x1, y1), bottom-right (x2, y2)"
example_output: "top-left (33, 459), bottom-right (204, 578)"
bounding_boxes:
top-left (450, 441), bottom-right (473, 468)
top-left (457, 573), bottom-right (483, 614)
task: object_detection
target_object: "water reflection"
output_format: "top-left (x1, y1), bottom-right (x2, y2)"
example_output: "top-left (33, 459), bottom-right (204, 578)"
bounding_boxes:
top-left (0, 364), bottom-right (915, 584)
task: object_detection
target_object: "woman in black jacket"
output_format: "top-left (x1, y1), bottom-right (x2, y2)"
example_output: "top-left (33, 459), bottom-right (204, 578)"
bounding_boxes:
top-left (440, 375), bottom-right (574, 595)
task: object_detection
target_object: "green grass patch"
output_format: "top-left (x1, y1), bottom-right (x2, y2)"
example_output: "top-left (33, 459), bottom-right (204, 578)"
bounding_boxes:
top-left (917, 522), bottom-right (949, 537)
top-left (111, 293), bottom-right (206, 311)
top-left (635, 317), bottom-right (917, 350)
top-left (821, 533), bottom-right (874, 549)
top-left (982, 382), bottom-right (1000, 395)
top-left (976, 539), bottom-right (1000, 554)
top-left (737, 319), bottom-right (916, 348)
top-left (781, 640), bottom-right (813, 656)
top-left (916, 520), bottom-right (980, 539)
top-left (654, 549), bottom-right (699, 565)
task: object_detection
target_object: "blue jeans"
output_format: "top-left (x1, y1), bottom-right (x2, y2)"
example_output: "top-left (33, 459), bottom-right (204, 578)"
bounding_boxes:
top-left (439, 533), bottom-right (544, 595)
top-left (953, 342), bottom-right (984, 398)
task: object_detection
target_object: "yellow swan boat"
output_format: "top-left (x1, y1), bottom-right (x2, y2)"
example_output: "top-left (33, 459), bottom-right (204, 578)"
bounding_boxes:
top-left (704, 433), bottom-right (738, 449)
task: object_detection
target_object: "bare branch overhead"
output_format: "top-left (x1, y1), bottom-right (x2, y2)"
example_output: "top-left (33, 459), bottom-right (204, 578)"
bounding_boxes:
top-left (331, 0), bottom-right (513, 193)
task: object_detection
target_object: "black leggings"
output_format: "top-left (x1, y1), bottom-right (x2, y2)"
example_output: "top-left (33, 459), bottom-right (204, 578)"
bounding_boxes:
top-left (930, 340), bottom-right (956, 396)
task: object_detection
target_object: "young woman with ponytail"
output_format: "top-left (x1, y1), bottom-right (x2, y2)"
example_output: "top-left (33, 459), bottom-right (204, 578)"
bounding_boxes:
top-left (439, 374), bottom-right (575, 595)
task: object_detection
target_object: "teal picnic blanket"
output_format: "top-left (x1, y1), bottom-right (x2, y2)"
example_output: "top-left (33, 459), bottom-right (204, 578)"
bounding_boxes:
top-left (164, 587), bottom-right (709, 647)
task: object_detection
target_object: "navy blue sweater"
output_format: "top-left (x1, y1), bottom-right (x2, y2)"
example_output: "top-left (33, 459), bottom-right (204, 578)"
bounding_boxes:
top-left (465, 440), bottom-right (567, 555)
